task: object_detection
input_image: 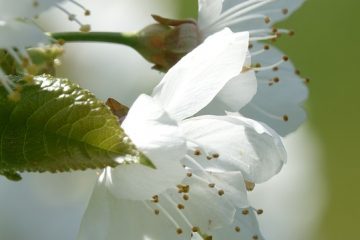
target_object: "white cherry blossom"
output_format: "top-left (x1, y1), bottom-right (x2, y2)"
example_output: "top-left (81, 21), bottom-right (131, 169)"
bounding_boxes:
top-left (78, 29), bottom-right (286, 240)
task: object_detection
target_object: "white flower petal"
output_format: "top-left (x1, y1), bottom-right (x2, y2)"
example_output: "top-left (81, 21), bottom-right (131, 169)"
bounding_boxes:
top-left (215, 70), bottom-right (257, 111)
top-left (152, 28), bottom-right (249, 121)
top-left (0, 0), bottom-right (62, 19)
top-left (180, 115), bottom-right (286, 183)
top-left (0, 20), bottom-right (50, 49)
top-left (210, 208), bottom-right (264, 240)
top-left (219, 0), bottom-right (305, 32)
top-left (241, 43), bottom-right (308, 136)
top-left (77, 176), bottom-right (191, 240)
top-left (107, 94), bottom-right (187, 200)
top-left (198, 0), bottom-right (223, 30)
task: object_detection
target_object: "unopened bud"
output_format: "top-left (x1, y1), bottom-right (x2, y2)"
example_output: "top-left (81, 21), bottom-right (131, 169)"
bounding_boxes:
top-left (135, 15), bottom-right (201, 72)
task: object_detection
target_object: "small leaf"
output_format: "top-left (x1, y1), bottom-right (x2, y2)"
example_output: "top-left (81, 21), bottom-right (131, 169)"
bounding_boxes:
top-left (0, 75), bottom-right (153, 181)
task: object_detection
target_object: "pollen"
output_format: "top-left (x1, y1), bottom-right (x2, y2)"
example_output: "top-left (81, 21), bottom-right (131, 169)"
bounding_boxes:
top-left (152, 195), bottom-right (159, 203)
top-left (257, 209), bottom-right (264, 215)
top-left (218, 189), bottom-right (225, 196)
top-left (245, 181), bottom-right (255, 191)
top-left (264, 44), bottom-right (270, 50)
top-left (253, 235), bottom-right (259, 240)
top-left (154, 209), bottom-right (160, 215)
top-left (80, 24), bottom-right (91, 33)
top-left (177, 204), bottom-right (185, 210)
top-left (194, 149), bottom-right (201, 156)
top-left (187, 172), bottom-right (192, 177)
top-left (192, 226), bottom-right (199, 232)
top-left (177, 184), bottom-right (190, 193)
top-left (212, 153), bottom-right (219, 158)
top-left (176, 228), bottom-right (183, 235)
top-left (183, 194), bottom-right (189, 201)
top-left (235, 226), bottom-right (241, 232)
top-left (264, 16), bottom-right (271, 24)
top-left (208, 183), bottom-right (215, 188)
top-left (282, 8), bottom-right (289, 15)
top-left (282, 56), bottom-right (289, 61)
top-left (242, 209), bottom-right (249, 215)
top-left (273, 66), bottom-right (279, 71)
top-left (283, 115), bottom-right (289, 122)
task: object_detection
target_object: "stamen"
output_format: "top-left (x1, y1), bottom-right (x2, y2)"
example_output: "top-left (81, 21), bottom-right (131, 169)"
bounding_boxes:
top-left (214, 14), bottom-right (271, 32)
top-left (69, 0), bottom-right (91, 16)
top-left (253, 59), bottom-right (285, 72)
top-left (204, 0), bottom-right (275, 33)
top-left (250, 34), bottom-right (278, 41)
top-left (150, 201), bottom-right (182, 230)
top-left (249, 103), bottom-right (289, 122)
top-left (55, 4), bottom-right (91, 32)
top-left (163, 194), bottom-right (194, 232)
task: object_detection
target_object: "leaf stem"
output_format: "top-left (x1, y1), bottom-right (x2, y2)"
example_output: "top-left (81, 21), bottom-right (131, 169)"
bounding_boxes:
top-left (49, 31), bottom-right (139, 48)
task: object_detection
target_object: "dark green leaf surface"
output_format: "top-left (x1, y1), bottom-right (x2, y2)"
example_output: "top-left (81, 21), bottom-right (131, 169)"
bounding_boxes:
top-left (0, 75), bottom-right (151, 181)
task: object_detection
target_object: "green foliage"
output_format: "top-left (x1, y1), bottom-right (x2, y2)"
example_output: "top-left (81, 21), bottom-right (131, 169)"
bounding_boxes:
top-left (0, 75), bottom-right (152, 181)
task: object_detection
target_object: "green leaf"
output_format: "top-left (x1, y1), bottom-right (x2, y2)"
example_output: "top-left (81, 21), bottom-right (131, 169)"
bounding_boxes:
top-left (0, 75), bottom-right (153, 181)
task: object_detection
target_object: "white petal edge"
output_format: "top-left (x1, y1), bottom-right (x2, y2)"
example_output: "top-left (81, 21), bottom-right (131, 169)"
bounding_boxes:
top-left (198, 0), bottom-right (224, 30)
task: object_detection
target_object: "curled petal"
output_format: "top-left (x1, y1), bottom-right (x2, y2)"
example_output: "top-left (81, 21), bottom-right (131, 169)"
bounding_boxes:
top-left (152, 28), bottom-right (249, 121)
top-left (180, 114), bottom-right (286, 183)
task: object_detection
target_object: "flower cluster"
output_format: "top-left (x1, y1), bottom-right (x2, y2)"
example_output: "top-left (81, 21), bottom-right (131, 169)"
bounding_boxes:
top-left (0, 1), bottom-right (308, 239)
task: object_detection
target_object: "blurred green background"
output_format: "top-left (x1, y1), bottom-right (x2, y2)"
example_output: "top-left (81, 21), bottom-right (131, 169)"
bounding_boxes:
top-left (178, 0), bottom-right (360, 239)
